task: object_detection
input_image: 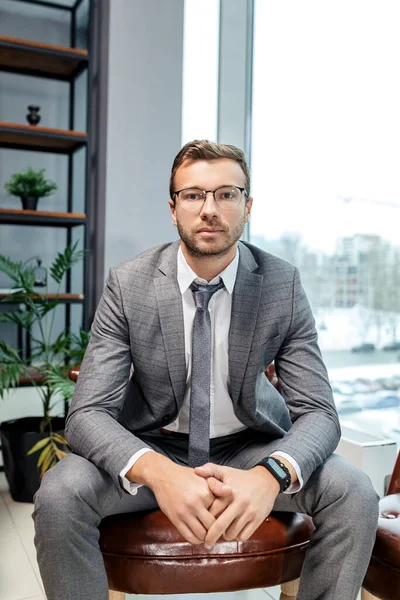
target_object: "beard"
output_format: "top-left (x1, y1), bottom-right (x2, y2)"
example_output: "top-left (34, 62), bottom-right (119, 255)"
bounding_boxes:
top-left (176, 214), bottom-right (247, 258)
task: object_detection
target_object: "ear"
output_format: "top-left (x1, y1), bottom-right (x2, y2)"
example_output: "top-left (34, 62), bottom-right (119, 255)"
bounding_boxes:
top-left (168, 198), bottom-right (177, 227)
top-left (244, 196), bottom-right (253, 222)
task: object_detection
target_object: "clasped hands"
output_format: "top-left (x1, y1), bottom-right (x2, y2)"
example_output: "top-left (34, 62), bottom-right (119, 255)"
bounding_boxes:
top-left (152, 461), bottom-right (280, 549)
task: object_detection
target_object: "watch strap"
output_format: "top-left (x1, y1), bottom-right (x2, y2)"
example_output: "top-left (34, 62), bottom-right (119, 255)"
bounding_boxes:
top-left (257, 456), bottom-right (291, 492)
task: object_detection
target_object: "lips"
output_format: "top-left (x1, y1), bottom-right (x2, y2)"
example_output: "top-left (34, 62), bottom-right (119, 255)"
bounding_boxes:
top-left (197, 228), bottom-right (225, 233)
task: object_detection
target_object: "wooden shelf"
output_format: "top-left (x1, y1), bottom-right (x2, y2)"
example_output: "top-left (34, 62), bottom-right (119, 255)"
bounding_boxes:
top-left (0, 293), bottom-right (84, 304)
top-left (0, 208), bottom-right (86, 227)
top-left (0, 36), bottom-right (88, 80)
top-left (0, 122), bottom-right (87, 154)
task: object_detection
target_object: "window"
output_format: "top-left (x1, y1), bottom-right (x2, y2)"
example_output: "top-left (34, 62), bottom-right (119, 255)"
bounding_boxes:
top-left (250, 0), bottom-right (400, 442)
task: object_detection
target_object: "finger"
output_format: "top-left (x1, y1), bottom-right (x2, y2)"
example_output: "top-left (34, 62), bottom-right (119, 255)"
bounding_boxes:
top-left (183, 515), bottom-right (208, 542)
top-left (205, 504), bottom-right (238, 548)
top-left (223, 513), bottom-right (252, 541)
top-left (196, 506), bottom-right (216, 531)
top-left (194, 463), bottom-right (223, 478)
top-left (176, 520), bottom-right (205, 545)
top-left (206, 476), bottom-right (232, 497)
top-left (209, 496), bottom-right (231, 518)
top-left (236, 517), bottom-right (263, 542)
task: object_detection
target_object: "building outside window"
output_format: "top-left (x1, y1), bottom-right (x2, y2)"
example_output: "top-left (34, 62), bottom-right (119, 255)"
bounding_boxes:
top-left (250, 0), bottom-right (400, 442)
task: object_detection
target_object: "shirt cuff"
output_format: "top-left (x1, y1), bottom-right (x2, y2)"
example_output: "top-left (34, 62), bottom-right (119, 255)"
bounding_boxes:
top-left (119, 448), bottom-right (155, 495)
top-left (270, 451), bottom-right (303, 494)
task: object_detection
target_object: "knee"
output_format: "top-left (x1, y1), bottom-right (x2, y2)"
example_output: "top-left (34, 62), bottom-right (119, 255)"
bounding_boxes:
top-left (350, 470), bottom-right (379, 519)
top-left (33, 455), bottom-right (98, 535)
top-left (329, 457), bottom-right (380, 525)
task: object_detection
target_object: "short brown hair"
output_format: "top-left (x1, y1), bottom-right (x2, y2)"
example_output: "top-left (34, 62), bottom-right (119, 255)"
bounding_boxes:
top-left (169, 139), bottom-right (251, 200)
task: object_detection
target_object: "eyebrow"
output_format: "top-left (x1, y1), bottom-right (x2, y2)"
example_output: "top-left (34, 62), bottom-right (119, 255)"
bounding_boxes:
top-left (181, 183), bottom-right (242, 189)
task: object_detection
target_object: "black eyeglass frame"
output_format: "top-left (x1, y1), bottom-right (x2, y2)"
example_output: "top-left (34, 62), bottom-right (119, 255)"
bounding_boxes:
top-left (173, 185), bottom-right (248, 208)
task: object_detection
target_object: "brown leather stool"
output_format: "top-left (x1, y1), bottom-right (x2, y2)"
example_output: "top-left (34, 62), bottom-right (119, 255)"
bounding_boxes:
top-left (69, 366), bottom-right (313, 599)
top-left (102, 508), bottom-right (313, 599)
top-left (362, 451), bottom-right (400, 600)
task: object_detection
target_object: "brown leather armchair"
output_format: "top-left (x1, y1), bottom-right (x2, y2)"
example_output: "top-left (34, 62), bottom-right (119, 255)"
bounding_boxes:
top-left (68, 365), bottom-right (313, 600)
top-left (362, 450), bottom-right (400, 600)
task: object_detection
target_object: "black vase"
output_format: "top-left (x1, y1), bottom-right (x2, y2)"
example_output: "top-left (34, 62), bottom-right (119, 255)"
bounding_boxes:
top-left (26, 105), bottom-right (41, 126)
top-left (0, 416), bottom-right (67, 503)
top-left (20, 196), bottom-right (39, 210)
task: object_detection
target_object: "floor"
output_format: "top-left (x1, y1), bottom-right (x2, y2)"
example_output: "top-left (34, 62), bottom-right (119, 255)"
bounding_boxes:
top-left (0, 472), bottom-right (286, 600)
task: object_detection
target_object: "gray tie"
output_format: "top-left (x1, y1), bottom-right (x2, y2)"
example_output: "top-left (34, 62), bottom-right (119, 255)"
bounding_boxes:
top-left (188, 280), bottom-right (225, 467)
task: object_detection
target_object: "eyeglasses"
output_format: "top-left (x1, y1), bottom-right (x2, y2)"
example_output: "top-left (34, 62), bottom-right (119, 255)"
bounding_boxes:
top-left (173, 185), bottom-right (247, 213)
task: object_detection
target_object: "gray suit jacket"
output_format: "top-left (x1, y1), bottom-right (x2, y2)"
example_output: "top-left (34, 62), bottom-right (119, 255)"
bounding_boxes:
top-left (65, 241), bottom-right (340, 491)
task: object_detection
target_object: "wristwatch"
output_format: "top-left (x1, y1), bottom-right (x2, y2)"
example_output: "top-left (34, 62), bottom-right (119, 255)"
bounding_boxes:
top-left (256, 457), bottom-right (291, 492)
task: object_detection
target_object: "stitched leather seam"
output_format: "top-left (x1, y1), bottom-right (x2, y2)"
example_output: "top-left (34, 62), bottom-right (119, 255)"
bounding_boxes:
top-left (100, 541), bottom-right (310, 560)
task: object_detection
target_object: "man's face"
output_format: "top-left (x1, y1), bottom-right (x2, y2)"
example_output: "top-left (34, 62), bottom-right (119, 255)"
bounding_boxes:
top-left (169, 158), bottom-right (253, 258)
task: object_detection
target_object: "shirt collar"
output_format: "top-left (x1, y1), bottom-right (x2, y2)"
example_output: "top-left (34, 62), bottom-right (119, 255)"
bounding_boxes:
top-left (177, 244), bottom-right (239, 295)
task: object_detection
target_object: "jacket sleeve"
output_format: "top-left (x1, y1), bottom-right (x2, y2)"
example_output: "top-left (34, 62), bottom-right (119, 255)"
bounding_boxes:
top-left (273, 267), bottom-right (341, 486)
top-left (65, 267), bottom-right (153, 490)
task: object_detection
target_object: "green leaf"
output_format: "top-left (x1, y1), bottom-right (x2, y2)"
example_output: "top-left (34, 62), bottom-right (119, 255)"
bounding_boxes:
top-left (43, 367), bottom-right (75, 402)
top-left (49, 241), bottom-right (86, 284)
top-left (0, 257), bottom-right (37, 293)
top-left (19, 266), bottom-right (36, 290)
top-left (27, 437), bottom-right (51, 455)
top-left (65, 329), bottom-right (90, 363)
top-left (30, 339), bottom-right (47, 359)
top-left (50, 331), bottom-right (70, 357)
top-left (0, 343), bottom-right (30, 399)
top-left (0, 341), bottom-right (24, 363)
top-left (0, 363), bottom-right (27, 400)
top-left (0, 311), bottom-right (36, 329)
top-left (4, 167), bottom-right (57, 199)
top-left (36, 299), bottom-right (59, 319)
top-left (0, 255), bottom-right (23, 284)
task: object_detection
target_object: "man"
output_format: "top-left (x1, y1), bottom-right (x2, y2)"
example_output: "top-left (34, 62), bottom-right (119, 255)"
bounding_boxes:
top-left (33, 140), bottom-right (379, 600)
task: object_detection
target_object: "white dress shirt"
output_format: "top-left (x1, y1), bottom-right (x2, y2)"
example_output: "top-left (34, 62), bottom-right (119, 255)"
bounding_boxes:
top-left (120, 245), bottom-right (303, 494)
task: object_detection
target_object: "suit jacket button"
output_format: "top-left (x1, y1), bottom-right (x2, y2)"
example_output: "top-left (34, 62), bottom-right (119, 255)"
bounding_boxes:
top-left (163, 415), bottom-right (170, 423)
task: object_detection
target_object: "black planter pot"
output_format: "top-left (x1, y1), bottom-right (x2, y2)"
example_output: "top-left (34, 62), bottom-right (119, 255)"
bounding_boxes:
top-left (0, 416), bottom-right (66, 503)
top-left (20, 196), bottom-right (39, 210)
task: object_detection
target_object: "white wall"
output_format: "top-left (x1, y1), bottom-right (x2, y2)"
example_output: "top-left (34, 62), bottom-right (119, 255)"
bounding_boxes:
top-left (104, 0), bottom-right (184, 274)
top-left (181, 0), bottom-right (220, 144)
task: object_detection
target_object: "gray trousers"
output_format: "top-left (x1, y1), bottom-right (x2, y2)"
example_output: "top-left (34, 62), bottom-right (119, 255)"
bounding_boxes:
top-left (33, 429), bottom-right (379, 600)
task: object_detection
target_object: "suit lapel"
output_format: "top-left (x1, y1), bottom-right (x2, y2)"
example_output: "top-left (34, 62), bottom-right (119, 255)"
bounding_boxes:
top-left (229, 243), bottom-right (263, 404)
top-left (154, 242), bottom-right (187, 407)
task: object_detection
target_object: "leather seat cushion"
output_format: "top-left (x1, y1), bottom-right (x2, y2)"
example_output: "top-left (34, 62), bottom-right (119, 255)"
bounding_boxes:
top-left (373, 494), bottom-right (400, 568)
top-left (99, 509), bottom-right (314, 594)
top-left (363, 555), bottom-right (400, 600)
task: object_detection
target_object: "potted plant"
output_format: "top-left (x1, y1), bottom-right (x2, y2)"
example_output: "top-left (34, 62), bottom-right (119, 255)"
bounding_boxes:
top-left (0, 242), bottom-right (89, 502)
top-left (4, 167), bottom-right (57, 211)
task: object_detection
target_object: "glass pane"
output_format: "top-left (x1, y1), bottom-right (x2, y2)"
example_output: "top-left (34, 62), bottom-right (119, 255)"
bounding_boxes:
top-left (251, 0), bottom-right (400, 442)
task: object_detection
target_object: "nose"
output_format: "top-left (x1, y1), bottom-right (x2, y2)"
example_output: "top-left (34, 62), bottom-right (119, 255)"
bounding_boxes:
top-left (199, 191), bottom-right (220, 217)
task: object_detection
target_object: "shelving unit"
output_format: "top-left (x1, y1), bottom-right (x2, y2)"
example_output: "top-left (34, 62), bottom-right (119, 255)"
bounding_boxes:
top-left (0, 292), bottom-right (84, 302)
top-left (0, 0), bottom-right (94, 364)
top-left (0, 35), bottom-right (89, 80)
top-left (0, 0), bottom-right (94, 336)
top-left (0, 122), bottom-right (87, 153)
top-left (0, 0), bottom-right (97, 476)
top-left (0, 208), bottom-right (86, 227)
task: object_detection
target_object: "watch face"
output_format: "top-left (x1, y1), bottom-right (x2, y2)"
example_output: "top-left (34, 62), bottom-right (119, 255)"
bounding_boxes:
top-left (269, 460), bottom-right (286, 480)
